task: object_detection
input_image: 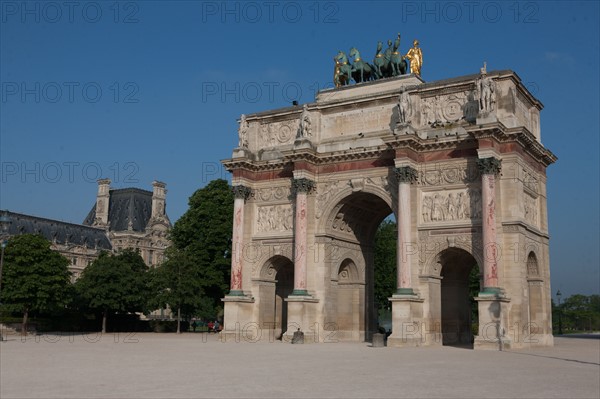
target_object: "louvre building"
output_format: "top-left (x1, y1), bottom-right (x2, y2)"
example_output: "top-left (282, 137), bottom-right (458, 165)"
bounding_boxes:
top-left (4, 179), bottom-right (171, 280)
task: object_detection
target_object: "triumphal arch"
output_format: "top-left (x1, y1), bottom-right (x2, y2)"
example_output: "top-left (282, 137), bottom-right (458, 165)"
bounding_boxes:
top-left (221, 65), bottom-right (556, 349)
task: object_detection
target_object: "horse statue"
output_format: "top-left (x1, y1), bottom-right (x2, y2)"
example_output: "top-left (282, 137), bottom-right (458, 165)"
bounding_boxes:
top-left (390, 33), bottom-right (408, 76)
top-left (349, 47), bottom-right (375, 83)
top-left (372, 41), bottom-right (386, 79)
top-left (334, 51), bottom-right (352, 87)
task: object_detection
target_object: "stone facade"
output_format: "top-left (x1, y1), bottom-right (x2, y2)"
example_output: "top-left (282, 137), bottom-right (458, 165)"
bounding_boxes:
top-left (4, 180), bottom-right (171, 280)
top-left (221, 70), bottom-right (556, 349)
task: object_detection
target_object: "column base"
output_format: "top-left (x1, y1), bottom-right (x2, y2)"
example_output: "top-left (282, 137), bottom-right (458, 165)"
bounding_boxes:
top-left (474, 335), bottom-right (512, 351)
top-left (474, 294), bottom-right (512, 351)
top-left (395, 288), bottom-right (415, 295)
top-left (284, 295), bottom-right (319, 343)
top-left (220, 294), bottom-right (255, 343)
top-left (227, 290), bottom-right (246, 296)
top-left (290, 289), bottom-right (310, 296)
top-left (387, 295), bottom-right (425, 347)
top-left (479, 287), bottom-right (504, 297)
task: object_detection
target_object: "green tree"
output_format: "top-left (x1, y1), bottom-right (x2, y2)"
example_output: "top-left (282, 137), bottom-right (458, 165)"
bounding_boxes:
top-left (75, 249), bottom-right (149, 333)
top-left (0, 234), bottom-right (71, 335)
top-left (559, 294), bottom-right (600, 332)
top-left (148, 246), bottom-right (216, 333)
top-left (168, 179), bottom-right (233, 316)
top-left (373, 220), bottom-right (397, 310)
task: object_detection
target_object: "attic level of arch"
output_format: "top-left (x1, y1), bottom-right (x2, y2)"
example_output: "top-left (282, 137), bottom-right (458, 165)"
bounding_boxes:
top-left (224, 127), bottom-right (555, 183)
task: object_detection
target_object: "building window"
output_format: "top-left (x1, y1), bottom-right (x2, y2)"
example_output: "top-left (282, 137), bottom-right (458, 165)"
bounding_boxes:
top-left (72, 257), bottom-right (77, 265)
top-left (148, 250), bottom-right (153, 265)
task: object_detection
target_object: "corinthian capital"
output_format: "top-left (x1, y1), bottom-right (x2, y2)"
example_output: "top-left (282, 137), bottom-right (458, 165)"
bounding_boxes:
top-left (477, 157), bottom-right (502, 176)
top-left (394, 166), bottom-right (418, 184)
top-left (292, 178), bottom-right (315, 194)
top-left (232, 185), bottom-right (252, 200)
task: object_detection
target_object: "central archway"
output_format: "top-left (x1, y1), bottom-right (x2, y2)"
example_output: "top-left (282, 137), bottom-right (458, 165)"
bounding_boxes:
top-left (321, 190), bottom-right (394, 341)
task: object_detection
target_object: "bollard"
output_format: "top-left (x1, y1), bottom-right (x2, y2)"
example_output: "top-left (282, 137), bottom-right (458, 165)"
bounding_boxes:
top-left (372, 333), bottom-right (385, 347)
top-left (292, 328), bottom-right (304, 344)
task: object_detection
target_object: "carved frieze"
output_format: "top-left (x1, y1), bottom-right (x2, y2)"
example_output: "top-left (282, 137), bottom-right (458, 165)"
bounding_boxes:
top-left (421, 188), bottom-right (481, 223)
top-left (315, 180), bottom-right (343, 219)
top-left (419, 163), bottom-right (479, 186)
top-left (256, 186), bottom-right (290, 202)
top-left (420, 91), bottom-right (477, 126)
top-left (256, 204), bottom-right (293, 233)
top-left (258, 120), bottom-right (298, 148)
top-left (522, 167), bottom-right (538, 194)
top-left (523, 193), bottom-right (538, 226)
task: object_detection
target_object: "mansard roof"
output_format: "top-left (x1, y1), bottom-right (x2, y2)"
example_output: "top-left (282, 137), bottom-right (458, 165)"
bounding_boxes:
top-left (3, 211), bottom-right (112, 250)
top-left (82, 188), bottom-right (153, 232)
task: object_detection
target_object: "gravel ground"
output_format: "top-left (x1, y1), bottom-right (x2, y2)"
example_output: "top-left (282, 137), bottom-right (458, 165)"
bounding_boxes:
top-left (1, 332), bottom-right (598, 399)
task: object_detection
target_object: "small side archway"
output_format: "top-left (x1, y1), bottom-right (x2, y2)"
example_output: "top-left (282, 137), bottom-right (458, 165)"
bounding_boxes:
top-left (256, 255), bottom-right (294, 339)
top-left (438, 247), bottom-right (479, 347)
top-left (333, 258), bottom-right (365, 341)
top-left (526, 251), bottom-right (544, 335)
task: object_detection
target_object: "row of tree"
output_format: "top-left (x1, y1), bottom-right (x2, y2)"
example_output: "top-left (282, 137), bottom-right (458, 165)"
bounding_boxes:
top-left (552, 294), bottom-right (600, 333)
top-left (0, 180), bottom-right (233, 334)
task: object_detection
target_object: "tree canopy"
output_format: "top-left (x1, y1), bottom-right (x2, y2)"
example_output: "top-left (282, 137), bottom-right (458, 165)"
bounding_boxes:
top-left (373, 219), bottom-right (397, 309)
top-left (167, 178), bottom-right (233, 317)
top-left (74, 249), bottom-right (149, 332)
top-left (0, 234), bottom-right (72, 333)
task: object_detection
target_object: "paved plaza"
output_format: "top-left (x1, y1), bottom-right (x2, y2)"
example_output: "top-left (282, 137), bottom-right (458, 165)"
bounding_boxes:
top-left (1, 332), bottom-right (599, 398)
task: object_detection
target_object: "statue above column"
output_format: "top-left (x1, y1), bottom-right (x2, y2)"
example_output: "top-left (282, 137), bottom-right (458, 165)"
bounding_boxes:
top-left (332, 34), bottom-right (420, 87)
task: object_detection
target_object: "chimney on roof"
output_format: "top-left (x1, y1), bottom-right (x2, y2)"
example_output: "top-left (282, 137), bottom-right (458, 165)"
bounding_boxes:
top-left (151, 181), bottom-right (167, 220)
top-left (95, 178), bottom-right (111, 227)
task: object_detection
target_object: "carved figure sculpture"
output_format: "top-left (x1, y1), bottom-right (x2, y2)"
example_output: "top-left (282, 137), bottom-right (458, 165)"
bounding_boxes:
top-left (397, 88), bottom-right (411, 123)
top-left (405, 39), bottom-right (423, 75)
top-left (238, 114), bottom-right (249, 148)
top-left (477, 63), bottom-right (495, 113)
top-left (299, 104), bottom-right (312, 138)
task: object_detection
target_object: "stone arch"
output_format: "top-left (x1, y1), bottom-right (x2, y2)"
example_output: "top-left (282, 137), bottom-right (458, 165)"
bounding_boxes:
top-left (526, 251), bottom-right (544, 336)
top-left (251, 242), bottom-right (294, 279)
top-left (328, 248), bottom-right (366, 284)
top-left (331, 258), bottom-right (365, 341)
top-left (425, 247), bottom-right (479, 347)
top-left (526, 251), bottom-right (540, 277)
top-left (317, 183), bottom-right (395, 235)
top-left (421, 238), bottom-right (483, 278)
top-left (319, 188), bottom-right (394, 339)
top-left (337, 258), bottom-right (360, 284)
top-left (255, 255), bottom-right (294, 339)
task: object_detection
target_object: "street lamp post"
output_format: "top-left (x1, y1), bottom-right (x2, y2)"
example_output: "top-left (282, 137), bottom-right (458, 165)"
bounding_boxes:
top-left (0, 211), bottom-right (13, 342)
top-left (556, 289), bottom-right (562, 335)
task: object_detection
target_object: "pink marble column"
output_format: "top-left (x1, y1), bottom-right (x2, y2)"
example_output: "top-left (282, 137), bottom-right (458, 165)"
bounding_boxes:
top-left (229, 185), bottom-right (251, 296)
top-left (477, 157), bottom-right (502, 294)
top-left (395, 166), bottom-right (417, 295)
top-left (291, 178), bottom-right (314, 296)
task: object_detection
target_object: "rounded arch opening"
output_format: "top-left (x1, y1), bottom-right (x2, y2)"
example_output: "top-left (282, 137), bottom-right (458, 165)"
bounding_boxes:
top-left (438, 247), bottom-right (479, 348)
top-left (322, 190), bottom-right (396, 341)
top-left (257, 255), bottom-right (294, 340)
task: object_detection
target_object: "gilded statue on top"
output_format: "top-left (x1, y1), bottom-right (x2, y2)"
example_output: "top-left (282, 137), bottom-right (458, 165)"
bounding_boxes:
top-left (332, 34), bottom-right (421, 87)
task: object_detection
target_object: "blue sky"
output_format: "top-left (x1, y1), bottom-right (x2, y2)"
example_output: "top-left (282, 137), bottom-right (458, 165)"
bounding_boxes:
top-left (1, 1), bottom-right (598, 297)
